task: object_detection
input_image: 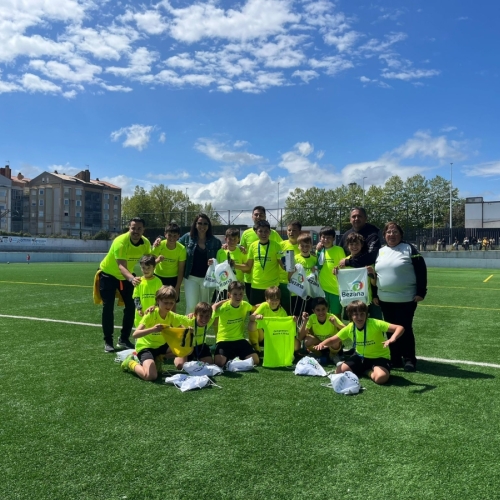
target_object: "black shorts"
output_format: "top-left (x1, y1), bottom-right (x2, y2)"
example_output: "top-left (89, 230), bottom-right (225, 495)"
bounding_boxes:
top-left (154, 275), bottom-right (180, 302)
top-left (187, 343), bottom-right (212, 361)
top-left (249, 287), bottom-right (266, 306)
top-left (344, 355), bottom-right (391, 376)
top-left (214, 339), bottom-right (255, 361)
top-left (137, 343), bottom-right (170, 363)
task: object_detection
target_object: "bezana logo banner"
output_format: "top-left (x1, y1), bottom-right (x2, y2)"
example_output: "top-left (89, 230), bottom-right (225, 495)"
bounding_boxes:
top-left (337, 268), bottom-right (370, 306)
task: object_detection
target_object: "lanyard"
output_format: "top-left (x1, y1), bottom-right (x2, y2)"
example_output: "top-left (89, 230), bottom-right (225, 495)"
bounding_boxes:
top-left (193, 319), bottom-right (208, 360)
top-left (257, 242), bottom-right (270, 270)
top-left (352, 322), bottom-right (367, 359)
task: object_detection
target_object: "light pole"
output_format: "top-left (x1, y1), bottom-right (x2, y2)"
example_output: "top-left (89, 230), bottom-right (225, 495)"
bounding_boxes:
top-left (449, 162), bottom-right (453, 242)
top-left (362, 176), bottom-right (367, 206)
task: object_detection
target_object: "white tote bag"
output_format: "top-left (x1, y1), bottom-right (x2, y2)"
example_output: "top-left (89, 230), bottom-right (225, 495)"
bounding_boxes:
top-left (337, 268), bottom-right (370, 306)
top-left (287, 264), bottom-right (310, 299)
top-left (294, 356), bottom-right (327, 377)
top-left (183, 361), bottom-right (223, 377)
top-left (225, 357), bottom-right (255, 372)
top-left (307, 270), bottom-right (325, 299)
top-left (214, 260), bottom-right (237, 291)
top-left (324, 372), bottom-right (361, 395)
top-left (203, 258), bottom-right (218, 288)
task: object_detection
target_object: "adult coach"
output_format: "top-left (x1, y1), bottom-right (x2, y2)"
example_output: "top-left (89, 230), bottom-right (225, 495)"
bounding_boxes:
top-left (338, 207), bottom-right (381, 268)
top-left (240, 206), bottom-right (282, 299)
top-left (99, 217), bottom-right (151, 352)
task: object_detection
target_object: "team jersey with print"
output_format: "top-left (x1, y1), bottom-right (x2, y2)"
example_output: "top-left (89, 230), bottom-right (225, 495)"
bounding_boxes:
top-left (336, 318), bottom-right (391, 359)
top-left (248, 240), bottom-right (283, 290)
top-left (255, 301), bottom-right (288, 329)
top-left (179, 314), bottom-right (215, 346)
top-left (100, 233), bottom-right (151, 279)
top-left (318, 245), bottom-right (346, 294)
top-left (214, 300), bottom-right (254, 342)
top-left (240, 228), bottom-right (283, 283)
top-left (135, 308), bottom-right (186, 353)
top-left (132, 276), bottom-right (163, 326)
top-left (216, 247), bottom-right (247, 283)
top-left (295, 254), bottom-right (318, 274)
top-left (306, 313), bottom-right (342, 340)
top-left (279, 240), bottom-right (300, 284)
top-left (152, 241), bottom-right (187, 278)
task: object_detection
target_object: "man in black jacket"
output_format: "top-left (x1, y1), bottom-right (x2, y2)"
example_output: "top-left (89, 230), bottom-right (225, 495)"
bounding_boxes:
top-left (338, 207), bottom-right (381, 269)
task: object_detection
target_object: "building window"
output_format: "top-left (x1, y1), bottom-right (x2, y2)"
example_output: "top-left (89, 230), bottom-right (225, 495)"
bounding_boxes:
top-left (38, 222), bottom-right (44, 230)
top-left (31, 201), bottom-right (36, 206)
top-left (39, 210), bottom-right (44, 217)
top-left (75, 189), bottom-right (82, 196)
top-left (64, 187), bottom-right (70, 194)
top-left (0, 189), bottom-right (6, 197)
top-left (103, 203), bottom-right (109, 210)
top-left (31, 189), bottom-right (36, 196)
top-left (76, 212), bottom-right (81, 218)
top-left (64, 211), bottom-right (69, 217)
top-left (104, 214), bottom-right (109, 220)
top-left (114, 195), bottom-right (119, 201)
top-left (39, 199), bottom-right (44, 206)
top-left (39, 189), bottom-right (44, 195)
top-left (76, 200), bottom-right (82, 207)
top-left (103, 224), bottom-right (109, 230)
top-left (64, 199), bottom-right (69, 205)
top-left (104, 193), bottom-right (109, 200)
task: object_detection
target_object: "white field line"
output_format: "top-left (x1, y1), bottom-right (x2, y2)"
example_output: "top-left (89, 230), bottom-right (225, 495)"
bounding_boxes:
top-left (2, 314), bottom-right (500, 369)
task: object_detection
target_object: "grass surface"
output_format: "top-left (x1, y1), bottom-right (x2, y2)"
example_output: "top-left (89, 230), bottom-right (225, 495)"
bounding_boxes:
top-left (0, 263), bottom-right (499, 499)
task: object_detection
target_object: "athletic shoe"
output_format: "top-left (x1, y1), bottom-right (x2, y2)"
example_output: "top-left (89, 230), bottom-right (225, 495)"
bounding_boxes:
top-left (404, 361), bottom-right (416, 372)
top-left (116, 337), bottom-right (135, 349)
top-left (104, 342), bottom-right (115, 353)
top-left (121, 354), bottom-right (135, 372)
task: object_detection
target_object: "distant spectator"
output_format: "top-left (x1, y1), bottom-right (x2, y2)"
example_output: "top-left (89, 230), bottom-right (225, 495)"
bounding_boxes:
top-left (463, 236), bottom-right (469, 251)
top-left (437, 238), bottom-right (442, 251)
top-left (422, 237), bottom-right (427, 251)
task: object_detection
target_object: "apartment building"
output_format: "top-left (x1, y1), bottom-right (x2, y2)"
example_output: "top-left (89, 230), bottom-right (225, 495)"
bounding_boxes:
top-left (0, 166), bottom-right (121, 237)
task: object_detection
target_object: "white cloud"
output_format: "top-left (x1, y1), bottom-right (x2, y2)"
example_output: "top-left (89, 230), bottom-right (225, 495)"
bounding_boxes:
top-left (120, 10), bottom-right (168, 35)
top-left (101, 174), bottom-right (155, 197)
top-left (158, 132), bottom-right (166, 143)
top-left (164, 0), bottom-right (299, 43)
top-left (29, 58), bottom-right (102, 83)
top-left (441, 126), bottom-right (457, 133)
top-left (324, 31), bottom-right (361, 52)
top-left (110, 124), bottom-right (155, 151)
top-left (195, 138), bottom-right (266, 165)
top-left (360, 76), bottom-right (371, 82)
top-left (292, 70), bottom-right (319, 83)
top-left (382, 69), bottom-right (440, 80)
top-left (463, 161), bottom-right (500, 178)
top-left (106, 47), bottom-right (157, 77)
top-left (147, 171), bottom-right (190, 180)
top-left (100, 83), bottom-right (133, 92)
top-left (48, 164), bottom-right (81, 175)
top-left (360, 32), bottom-right (407, 53)
top-left (21, 73), bottom-right (61, 93)
top-left (392, 131), bottom-right (466, 160)
top-left (309, 56), bottom-right (354, 75)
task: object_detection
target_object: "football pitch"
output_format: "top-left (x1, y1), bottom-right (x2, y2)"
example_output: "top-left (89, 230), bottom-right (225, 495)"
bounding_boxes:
top-left (1, 262), bottom-right (499, 500)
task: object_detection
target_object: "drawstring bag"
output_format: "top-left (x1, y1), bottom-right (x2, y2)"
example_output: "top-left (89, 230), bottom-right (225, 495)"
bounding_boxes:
top-left (294, 356), bottom-right (327, 377)
top-left (164, 373), bottom-right (221, 392)
top-left (307, 270), bottom-right (325, 299)
top-left (203, 259), bottom-right (218, 288)
top-left (288, 264), bottom-right (310, 299)
top-left (322, 372), bottom-right (361, 395)
top-left (214, 260), bottom-right (236, 291)
top-left (183, 361), bottom-right (223, 376)
top-left (165, 373), bottom-right (189, 385)
top-left (114, 349), bottom-right (136, 363)
top-left (337, 268), bottom-right (370, 306)
top-left (225, 357), bottom-right (255, 372)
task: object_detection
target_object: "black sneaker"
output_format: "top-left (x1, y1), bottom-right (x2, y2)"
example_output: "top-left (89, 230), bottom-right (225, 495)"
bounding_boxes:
top-left (116, 337), bottom-right (135, 349)
top-left (404, 361), bottom-right (416, 372)
top-left (104, 342), bottom-right (115, 353)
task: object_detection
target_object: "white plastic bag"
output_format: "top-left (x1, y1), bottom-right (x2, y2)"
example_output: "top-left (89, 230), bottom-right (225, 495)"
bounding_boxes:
top-left (176, 375), bottom-right (212, 392)
top-left (337, 268), bottom-right (370, 306)
top-left (214, 260), bottom-right (236, 291)
top-left (288, 264), bottom-right (310, 299)
top-left (203, 258), bottom-right (218, 288)
top-left (183, 361), bottom-right (223, 376)
top-left (307, 270), bottom-right (325, 298)
top-left (114, 349), bottom-right (136, 363)
top-left (164, 373), bottom-right (190, 385)
top-left (225, 357), bottom-right (255, 372)
top-left (324, 372), bottom-right (361, 395)
top-left (294, 356), bottom-right (327, 377)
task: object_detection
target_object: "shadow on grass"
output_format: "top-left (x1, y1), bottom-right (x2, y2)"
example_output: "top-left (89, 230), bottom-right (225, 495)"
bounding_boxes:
top-left (416, 359), bottom-right (496, 380)
top-left (387, 374), bottom-right (436, 394)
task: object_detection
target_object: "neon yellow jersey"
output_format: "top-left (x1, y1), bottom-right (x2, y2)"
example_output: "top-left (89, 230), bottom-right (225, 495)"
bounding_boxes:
top-left (254, 301), bottom-right (288, 318)
top-left (306, 313), bottom-right (341, 341)
top-left (216, 247), bottom-right (247, 283)
top-left (247, 240), bottom-right (283, 290)
top-left (132, 276), bottom-right (163, 326)
top-left (100, 232), bottom-right (152, 279)
top-left (214, 300), bottom-right (254, 342)
top-left (279, 240), bottom-right (299, 283)
top-left (152, 241), bottom-right (186, 278)
top-left (318, 245), bottom-right (346, 294)
top-left (295, 254), bottom-right (317, 275)
top-left (178, 314), bottom-right (215, 346)
top-left (136, 308), bottom-right (186, 353)
top-left (336, 319), bottom-right (391, 359)
top-left (240, 228), bottom-right (282, 283)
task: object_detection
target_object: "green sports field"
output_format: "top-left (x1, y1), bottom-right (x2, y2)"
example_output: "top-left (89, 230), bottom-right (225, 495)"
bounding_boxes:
top-left (1, 263), bottom-right (499, 500)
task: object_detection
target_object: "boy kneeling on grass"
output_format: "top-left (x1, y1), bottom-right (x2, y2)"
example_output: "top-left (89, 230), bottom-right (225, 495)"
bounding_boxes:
top-left (314, 300), bottom-right (404, 385)
top-left (213, 281), bottom-right (260, 368)
top-left (121, 286), bottom-right (188, 381)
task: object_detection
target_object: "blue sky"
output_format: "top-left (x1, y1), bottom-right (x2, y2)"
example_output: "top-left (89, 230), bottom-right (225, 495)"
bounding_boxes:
top-left (1, 0), bottom-right (499, 218)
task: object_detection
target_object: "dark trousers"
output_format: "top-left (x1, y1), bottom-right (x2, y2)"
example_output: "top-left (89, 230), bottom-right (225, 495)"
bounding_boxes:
top-left (378, 300), bottom-right (418, 366)
top-left (99, 272), bottom-right (135, 343)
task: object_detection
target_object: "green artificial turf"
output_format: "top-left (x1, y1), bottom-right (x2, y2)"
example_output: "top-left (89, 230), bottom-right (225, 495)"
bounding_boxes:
top-left (0, 263), bottom-right (499, 499)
